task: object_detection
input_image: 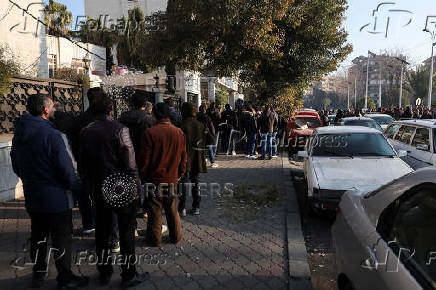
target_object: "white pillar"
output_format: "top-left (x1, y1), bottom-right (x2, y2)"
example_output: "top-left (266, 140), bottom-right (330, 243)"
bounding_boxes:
top-left (208, 79), bottom-right (216, 102)
top-left (229, 91), bottom-right (237, 108)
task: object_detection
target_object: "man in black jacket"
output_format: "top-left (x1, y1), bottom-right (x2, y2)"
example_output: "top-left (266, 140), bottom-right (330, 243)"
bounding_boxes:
top-left (120, 93), bottom-right (156, 218)
top-left (220, 104), bottom-right (238, 153)
top-left (120, 93), bottom-right (155, 158)
top-left (79, 95), bottom-right (147, 288)
top-left (242, 104), bottom-right (258, 159)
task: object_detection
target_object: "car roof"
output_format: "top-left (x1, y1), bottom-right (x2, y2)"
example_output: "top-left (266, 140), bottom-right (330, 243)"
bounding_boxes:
top-left (393, 119), bottom-right (436, 128)
top-left (363, 167), bottom-right (436, 226)
top-left (341, 117), bottom-right (375, 122)
top-left (296, 114), bottom-right (320, 118)
top-left (365, 114), bottom-right (393, 118)
top-left (315, 126), bottom-right (382, 134)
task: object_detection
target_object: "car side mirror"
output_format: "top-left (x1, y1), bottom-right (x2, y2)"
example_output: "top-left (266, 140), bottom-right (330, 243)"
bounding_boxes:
top-left (298, 151), bottom-right (309, 158)
top-left (397, 150), bottom-right (408, 157)
top-left (416, 144), bottom-right (430, 151)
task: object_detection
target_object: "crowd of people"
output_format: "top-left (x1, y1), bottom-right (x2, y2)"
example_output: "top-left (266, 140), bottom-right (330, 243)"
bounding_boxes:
top-left (9, 88), bottom-right (285, 289)
top-left (318, 105), bottom-right (436, 126)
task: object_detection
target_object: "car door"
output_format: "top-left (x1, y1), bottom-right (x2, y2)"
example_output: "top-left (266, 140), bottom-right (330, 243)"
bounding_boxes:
top-left (386, 124), bottom-right (402, 147)
top-left (371, 185), bottom-right (436, 290)
top-left (409, 127), bottom-right (433, 168)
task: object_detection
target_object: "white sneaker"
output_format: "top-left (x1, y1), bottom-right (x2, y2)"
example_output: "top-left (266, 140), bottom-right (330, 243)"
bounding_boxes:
top-left (81, 228), bottom-right (95, 235)
top-left (249, 155), bottom-right (257, 159)
top-left (232, 151), bottom-right (237, 156)
top-left (211, 163), bottom-right (219, 168)
top-left (162, 225), bottom-right (168, 234)
top-left (245, 155), bottom-right (250, 158)
top-left (272, 155), bottom-right (278, 158)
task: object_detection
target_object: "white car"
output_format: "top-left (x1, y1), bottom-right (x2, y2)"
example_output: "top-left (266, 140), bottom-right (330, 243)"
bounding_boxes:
top-left (332, 168), bottom-right (436, 290)
top-left (365, 113), bottom-right (394, 130)
top-left (298, 126), bottom-right (413, 212)
top-left (385, 119), bottom-right (436, 169)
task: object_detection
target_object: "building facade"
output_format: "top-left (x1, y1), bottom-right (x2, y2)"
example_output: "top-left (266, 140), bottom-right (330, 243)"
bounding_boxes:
top-left (0, 0), bottom-right (48, 78)
top-left (85, 0), bottom-right (168, 21)
top-left (349, 54), bottom-right (404, 105)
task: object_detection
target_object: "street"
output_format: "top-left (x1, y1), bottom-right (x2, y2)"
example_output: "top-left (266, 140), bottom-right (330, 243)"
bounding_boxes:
top-left (0, 155), bottom-right (299, 290)
top-left (289, 157), bottom-right (337, 290)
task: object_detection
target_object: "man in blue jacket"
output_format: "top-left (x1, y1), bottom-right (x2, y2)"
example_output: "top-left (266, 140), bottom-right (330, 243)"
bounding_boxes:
top-left (10, 94), bottom-right (89, 290)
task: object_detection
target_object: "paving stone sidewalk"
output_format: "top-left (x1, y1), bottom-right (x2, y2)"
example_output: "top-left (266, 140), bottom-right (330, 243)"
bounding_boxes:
top-left (0, 154), bottom-right (299, 290)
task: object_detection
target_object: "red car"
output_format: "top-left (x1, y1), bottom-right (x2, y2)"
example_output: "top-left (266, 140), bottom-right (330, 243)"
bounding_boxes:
top-left (286, 111), bottom-right (323, 155)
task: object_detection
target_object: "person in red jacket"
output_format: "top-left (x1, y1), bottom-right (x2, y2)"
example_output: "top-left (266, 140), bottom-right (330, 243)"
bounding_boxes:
top-left (139, 102), bottom-right (187, 247)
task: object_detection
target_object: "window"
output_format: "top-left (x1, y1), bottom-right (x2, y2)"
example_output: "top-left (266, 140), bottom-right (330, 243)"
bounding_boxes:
top-left (311, 133), bottom-right (395, 157)
top-left (411, 128), bottom-right (430, 150)
top-left (395, 126), bottom-right (416, 144)
top-left (377, 186), bottom-right (436, 288)
top-left (48, 54), bottom-right (57, 78)
top-left (385, 124), bottom-right (401, 139)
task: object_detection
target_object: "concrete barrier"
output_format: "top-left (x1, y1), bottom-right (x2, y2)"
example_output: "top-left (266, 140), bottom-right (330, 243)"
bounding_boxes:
top-left (0, 134), bottom-right (23, 202)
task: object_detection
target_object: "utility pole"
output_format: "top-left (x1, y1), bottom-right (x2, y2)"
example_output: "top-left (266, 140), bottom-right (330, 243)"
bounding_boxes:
top-left (424, 22), bottom-right (436, 109)
top-left (354, 75), bottom-right (357, 110)
top-left (378, 66), bottom-right (382, 108)
top-left (395, 57), bottom-right (410, 108)
top-left (365, 51), bottom-right (370, 110)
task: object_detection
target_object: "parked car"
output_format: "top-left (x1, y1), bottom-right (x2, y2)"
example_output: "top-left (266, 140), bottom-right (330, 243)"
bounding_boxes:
top-left (298, 126), bottom-right (413, 212)
top-left (286, 111), bottom-right (322, 155)
top-left (328, 114), bottom-right (336, 126)
top-left (365, 114), bottom-right (394, 130)
top-left (339, 117), bottom-right (384, 132)
top-left (332, 167), bottom-right (436, 290)
top-left (385, 119), bottom-right (436, 169)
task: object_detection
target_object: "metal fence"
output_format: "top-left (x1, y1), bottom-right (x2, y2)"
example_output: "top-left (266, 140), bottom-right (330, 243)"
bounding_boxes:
top-left (0, 76), bottom-right (83, 133)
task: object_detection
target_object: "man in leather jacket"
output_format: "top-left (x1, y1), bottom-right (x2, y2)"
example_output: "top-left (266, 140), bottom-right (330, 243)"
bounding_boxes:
top-left (79, 94), bottom-right (147, 288)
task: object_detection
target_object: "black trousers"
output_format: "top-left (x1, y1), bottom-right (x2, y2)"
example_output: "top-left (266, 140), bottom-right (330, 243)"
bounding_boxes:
top-left (77, 188), bottom-right (95, 230)
top-left (95, 199), bottom-right (136, 280)
top-left (29, 210), bottom-right (73, 285)
top-left (179, 172), bottom-right (201, 210)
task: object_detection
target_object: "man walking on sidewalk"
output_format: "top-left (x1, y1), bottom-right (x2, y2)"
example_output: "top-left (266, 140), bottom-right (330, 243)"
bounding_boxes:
top-left (11, 94), bottom-right (89, 290)
top-left (139, 102), bottom-right (186, 247)
top-left (79, 95), bottom-right (147, 288)
top-left (179, 102), bottom-right (208, 216)
top-left (258, 105), bottom-right (277, 160)
top-left (242, 104), bottom-right (258, 159)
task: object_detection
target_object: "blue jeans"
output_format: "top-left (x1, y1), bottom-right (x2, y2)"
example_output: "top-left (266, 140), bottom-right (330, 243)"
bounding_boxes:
top-left (272, 132), bottom-right (278, 156)
top-left (246, 133), bottom-right (257, 156)
top-left (208, 146), bottom-right (215, 164)
top-left (261, 133), bottom-right (273, 158)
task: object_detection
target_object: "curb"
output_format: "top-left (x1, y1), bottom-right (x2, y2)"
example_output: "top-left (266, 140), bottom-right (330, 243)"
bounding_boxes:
top-left (282, 154), bottom-right (313, 290)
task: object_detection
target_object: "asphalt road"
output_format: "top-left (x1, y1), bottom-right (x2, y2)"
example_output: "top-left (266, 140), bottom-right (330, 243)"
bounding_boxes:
top-left (289, 157), bottom-right (338, 290)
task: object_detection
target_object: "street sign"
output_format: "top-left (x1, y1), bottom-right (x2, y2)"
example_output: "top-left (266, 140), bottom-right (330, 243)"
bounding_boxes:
top-left (416, 98), bottom-right (422, 106)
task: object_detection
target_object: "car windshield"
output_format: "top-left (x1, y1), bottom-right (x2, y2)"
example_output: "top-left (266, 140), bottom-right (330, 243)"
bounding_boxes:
top-left (295, 117), bottom-right (321, 128)
top-left (311, 133), bottom-right (396, 157)
top-left (343, 119), bottom-right (383, 132)
top-left (368, 115), bottom-right (394, 125)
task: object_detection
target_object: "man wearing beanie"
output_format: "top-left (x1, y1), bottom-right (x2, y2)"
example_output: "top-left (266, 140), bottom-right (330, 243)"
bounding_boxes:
top-left (138, 102), bottom-right (187, 247)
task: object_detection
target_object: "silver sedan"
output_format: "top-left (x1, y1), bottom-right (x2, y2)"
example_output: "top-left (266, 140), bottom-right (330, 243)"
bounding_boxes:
top-left (332, 167), bottom-right (436, 290)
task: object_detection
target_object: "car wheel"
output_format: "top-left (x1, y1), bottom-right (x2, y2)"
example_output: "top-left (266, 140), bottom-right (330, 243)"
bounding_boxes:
top-left (338, 276), bottom-right (355, 290)
top-left (342, 281), bottom-right (355, 290)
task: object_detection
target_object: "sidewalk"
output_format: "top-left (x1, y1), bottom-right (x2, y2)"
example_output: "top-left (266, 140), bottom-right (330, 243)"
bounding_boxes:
top-left (0, 154), bottom-right (308, 290)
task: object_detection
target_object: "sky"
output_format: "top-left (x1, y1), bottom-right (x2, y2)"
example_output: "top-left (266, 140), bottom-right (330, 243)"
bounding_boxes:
top-left (52, 0), bottom-right (436, 69)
